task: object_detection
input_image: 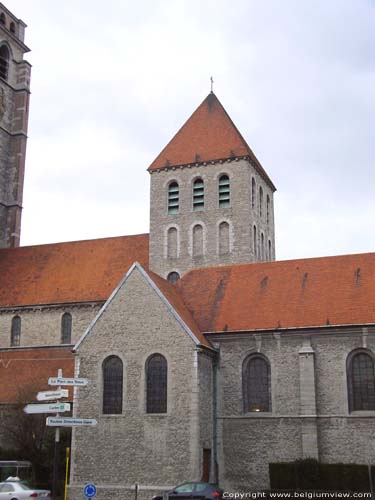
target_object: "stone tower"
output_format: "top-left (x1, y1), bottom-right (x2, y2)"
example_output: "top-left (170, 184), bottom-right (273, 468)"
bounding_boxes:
top-left (0, 3), bottom-right (31, 248)
top-left (149, 92), bottom-right (276, 281)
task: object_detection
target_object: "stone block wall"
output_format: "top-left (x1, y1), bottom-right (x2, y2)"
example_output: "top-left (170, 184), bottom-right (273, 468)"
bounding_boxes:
top-left (149, 159), bottom-right (275, 279)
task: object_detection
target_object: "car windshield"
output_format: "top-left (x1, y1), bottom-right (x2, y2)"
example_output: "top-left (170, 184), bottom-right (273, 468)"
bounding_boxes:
top-left (17, 482), bottom-right (31, 490)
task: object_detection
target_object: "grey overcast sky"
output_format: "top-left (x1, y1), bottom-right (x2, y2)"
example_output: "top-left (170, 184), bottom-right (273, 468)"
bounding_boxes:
top-left (10, 0), bottom-right (375, 260)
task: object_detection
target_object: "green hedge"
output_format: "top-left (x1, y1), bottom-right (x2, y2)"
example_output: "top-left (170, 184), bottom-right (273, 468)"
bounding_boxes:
top-left (269, 459), bottom-right (374, 491)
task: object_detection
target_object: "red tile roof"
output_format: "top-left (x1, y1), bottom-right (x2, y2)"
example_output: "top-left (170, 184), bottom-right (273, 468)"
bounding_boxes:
top-left (0, 234), bottom-right (149, 307)
top-left (147, 269), bottom-right (211, 348)
top-left (148, 93), bottom-right (275, 190)
top-left (0, 347), bottom-right (74, 403)
top-left (176, 253), bottom-right (375, 332)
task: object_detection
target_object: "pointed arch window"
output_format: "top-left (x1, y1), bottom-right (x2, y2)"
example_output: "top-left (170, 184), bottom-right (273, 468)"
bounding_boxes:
top-left (193, 178), bottom-right (204, 211)
top-left (146, 354), bottom-right (167, 413)
top-left (11, 315), bottom-right (21, 347)
top-left (0, 45), bottom-right (10, 80)
top-left (102, 355), bottom-right (123, 414)
top-left (347, 350), bottom-right (375, 412)
top-left (243, 354), bottom-right (271, 412)
top-left (261, 233), bottom-right (265, 261)
top-left (251, 178), bottom-right (256, 209)
top-left (268, 240), bottom-right (272, 260)
top-left (168, 182), bottom-right (179, 214)
top-left (266, 195), bottom-right (271, 224)
top-left (218, 175), bottom-right (230, 208)
top-left (61, 312), bottom-right (72, 344)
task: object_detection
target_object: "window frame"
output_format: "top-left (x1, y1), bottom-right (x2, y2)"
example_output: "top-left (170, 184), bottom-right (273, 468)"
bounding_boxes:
top-left (192, 177), bottom-right (204, 211)
top-left (0, 44), bottom-right (10, 80)
top-left (146, 353), bottom-right (168, 414)
top-left (242, 353), bottom-right (271, 413)
top-left (61, 312), bottom-right (72, 344)
top-left (347, 349), bottom-right (375, 413)
top-left (102, 355), bottom-right (124, 415)
top-left (218, 174), bottom-right (230, 208)
top-left (10, 315), bottom-right (21, 347)
top-left (167, 181), bottom-right (179, 215)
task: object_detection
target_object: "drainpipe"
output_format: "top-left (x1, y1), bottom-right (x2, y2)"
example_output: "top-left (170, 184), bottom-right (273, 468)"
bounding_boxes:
top-left (212, 347), bottom-right (220, 485)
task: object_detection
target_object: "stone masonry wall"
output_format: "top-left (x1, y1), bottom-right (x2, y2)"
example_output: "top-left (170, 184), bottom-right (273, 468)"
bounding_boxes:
top-left (0, 304), bottom-right (101, 348)
top-left (213, 327), bottom-right (375, 491)
top-left (149, 159), bottom-right (275, 279)
top-left (68, 267), bottom-right (208, 500)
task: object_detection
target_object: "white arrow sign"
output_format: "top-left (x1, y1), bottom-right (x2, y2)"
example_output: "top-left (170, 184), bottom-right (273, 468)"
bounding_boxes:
top-left (48, 377), bottom-right (89, 386)
top-left (24, 403), bottom-right (71, 414)
top-left (46, 417), bottom-right (97, 427)
top-left (37, 389), bottom-right (69, 401)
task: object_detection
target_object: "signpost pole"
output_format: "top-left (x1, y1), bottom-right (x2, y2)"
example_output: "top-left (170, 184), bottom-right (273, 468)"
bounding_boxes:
top-left (52, 369), bottom-right (62, 500)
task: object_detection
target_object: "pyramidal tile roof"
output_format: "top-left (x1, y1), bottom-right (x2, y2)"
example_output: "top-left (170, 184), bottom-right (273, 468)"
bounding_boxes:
top-left (148, 92), bottom-right (276, 190)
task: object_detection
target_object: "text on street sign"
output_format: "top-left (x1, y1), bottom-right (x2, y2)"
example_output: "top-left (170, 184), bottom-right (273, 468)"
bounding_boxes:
top-left (37, 389), bottom-right (69, 401)
top-left (46, 417), bottom-right (97, 427)
top-left (24, 403), bottom-right (71, 414)
top-left (48, 377), bottom-right (89, 386)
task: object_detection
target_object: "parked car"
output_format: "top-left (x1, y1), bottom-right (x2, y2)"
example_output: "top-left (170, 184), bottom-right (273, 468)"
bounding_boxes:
top-left (152, 481), bottom-right (224, 500)
top-left (0, 477), bottom-right (51, 499)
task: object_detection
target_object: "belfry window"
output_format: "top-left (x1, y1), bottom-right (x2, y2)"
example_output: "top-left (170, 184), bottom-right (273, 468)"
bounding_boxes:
top-left (61, 312), bottom-right (72, 344)
top-left (193, 178), bottom-right (204, 211)
top-left (243, 354), bottom-right (271, 412)
top-left (102, 355), bottom-right (123, 414)
top-left (347, 350), bottom-right (375, 412)
top-left (168, 182), bottom-right (179, 214)
top-left (218, 175), bottom-right (230, 208)
top-left (146, 354), bottom-right (167, 413)
top-left (11, 315), bottom-right (21, 347)
top-left (0, 45), bottom-right (10, 80)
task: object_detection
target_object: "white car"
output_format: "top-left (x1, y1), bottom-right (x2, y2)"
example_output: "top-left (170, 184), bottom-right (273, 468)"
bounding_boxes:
top-left (0, 478), bottom-right (51, 499)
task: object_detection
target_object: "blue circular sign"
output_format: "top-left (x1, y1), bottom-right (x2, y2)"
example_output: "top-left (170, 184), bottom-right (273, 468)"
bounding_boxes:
top-left (84, 483), bottom-right (97, 498)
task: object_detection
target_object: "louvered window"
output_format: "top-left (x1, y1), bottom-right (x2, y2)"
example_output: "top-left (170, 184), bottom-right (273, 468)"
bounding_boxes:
top-left (218, 175), bottom-right (230, 208)
top-left (102, 355), bottom-right (123, 414)
top-left (146, 354), bottom-right (167, 413)
top-left (61, 312), bottom-right (72, 344)
top-left (168, 182), bottom-right (179, 214)
top-left (0, 45), bottom-right (9, 80)
top-left (11, 316), bottom-right (21, 347)
top-left (347, 350), bottom-right (375, 412)
top-left (193, 178), bottom-right (204, 211)
top-left (243, 354), bottom-right (271, 412)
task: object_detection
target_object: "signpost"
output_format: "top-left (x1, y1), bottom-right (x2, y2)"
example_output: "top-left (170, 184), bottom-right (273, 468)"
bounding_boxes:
top-left (84, 483), bottom-right (97, 498)
top-left (37, 389), bottom-right (69, 401)
top-left (48, 377), bottom-right (88, 386)
top-left (46, 417), bottom-right (97, 427)
top-left (24, 402), bottom-right (71, 414)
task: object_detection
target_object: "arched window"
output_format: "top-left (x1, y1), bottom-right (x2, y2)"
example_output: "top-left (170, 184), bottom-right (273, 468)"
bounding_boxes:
top-left (259, 186), bottom-right (263, 217)
top-left (167, 227), bottom-right (178, 259)
top-left (266, 195), bottom-right (270, 224)
top-left (268, 240), bottom-right (272, 260)
top-left (253, 225), bottom-right (257, 258)
top-left (146, 354), bottom-right (167, 413)
top-left (193, 178), bottom-right (204, 211)
top-left (251, 178), bottom-right (256, 209)
top-left (243, 354), bottom-right (271, 412)
top-left (102, 355), bottom-right (123, 414)
top-left (192, 224), bottom-right (204, 257)
top-left (9, 22), bottom-right (15, 34)
top-left (0, 13), bottom-right (5, 25)
top-left (218, 221), bottom-right (230, 255)
top-left (61, 312), bottom-right (72, 344)
top-left (11, 315), bottom-right (21, 347)
top-left (0, 45), bottom-right (10, 80)
top-left (218, 175), bottom-right (230, 208)
top-left (347, 350), bottom-right (375, 412)
top-left (261, 233), bottom-right (265, 261)
top-left (167, 271), bottom-right (180, 284)
top-left (168, 182), bottom-right (179, 214)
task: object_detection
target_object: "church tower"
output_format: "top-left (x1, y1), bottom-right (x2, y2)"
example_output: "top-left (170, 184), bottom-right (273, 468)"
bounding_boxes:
top-left (0, 3), bottom-right (31, 248)
top-left (149, 92), bottom-right (276, 281)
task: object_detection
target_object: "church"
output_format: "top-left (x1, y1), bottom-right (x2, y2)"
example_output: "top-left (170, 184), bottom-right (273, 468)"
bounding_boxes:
top-left (1, 4), bottom-right (375, 499)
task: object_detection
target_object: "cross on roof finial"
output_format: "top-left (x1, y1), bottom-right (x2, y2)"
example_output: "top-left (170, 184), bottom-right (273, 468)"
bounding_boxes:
top-left (210, 76), bottom-right (214, 93)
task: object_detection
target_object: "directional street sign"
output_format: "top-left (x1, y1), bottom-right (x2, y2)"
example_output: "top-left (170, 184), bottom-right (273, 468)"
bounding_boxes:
top-left (37, 389), bottom-right (69, 401)
top-left (84, 484), bottom-right (97, 498)
top-left (46, 417), bottom-right (97, 427)
top-left (24, 403), bottom-right (71, 414)
top-left (48, 377), bottom-right (89, 386)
